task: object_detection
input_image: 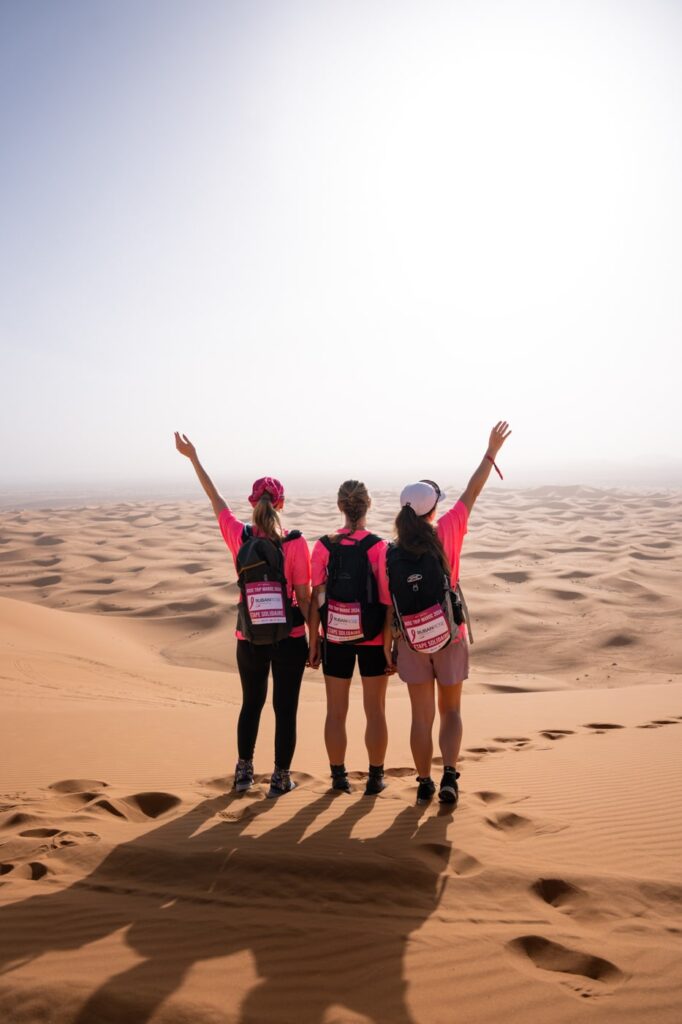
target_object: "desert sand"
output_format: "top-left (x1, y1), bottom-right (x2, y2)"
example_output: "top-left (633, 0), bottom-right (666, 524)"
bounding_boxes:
top-left (1, 486), bottom-right (681, 1023)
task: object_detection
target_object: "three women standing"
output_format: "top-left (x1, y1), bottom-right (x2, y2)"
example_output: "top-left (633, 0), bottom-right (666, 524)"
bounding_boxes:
top-left (175, 421), bottom-right (510, 806)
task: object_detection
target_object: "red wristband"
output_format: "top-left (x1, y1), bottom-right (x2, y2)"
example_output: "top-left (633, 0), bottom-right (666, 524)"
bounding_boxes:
top-left (485, 454), bottom-right (504, 480)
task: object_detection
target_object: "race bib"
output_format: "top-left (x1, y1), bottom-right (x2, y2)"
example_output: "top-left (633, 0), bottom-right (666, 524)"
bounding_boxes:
top-left (245, 581), bottom-right (287, 624)
top-left (326, 599), bottom-right (363, 643)
top-left (402, 604), bottom-right (451, 653)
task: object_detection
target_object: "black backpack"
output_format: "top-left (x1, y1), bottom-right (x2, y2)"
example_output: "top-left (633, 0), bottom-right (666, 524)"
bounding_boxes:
top-left (386, 544), bottom-right (464, 653)
top-left (319, 533), bottom-right (385, 644)
top-left (236, 526), bottom-right (304, 645)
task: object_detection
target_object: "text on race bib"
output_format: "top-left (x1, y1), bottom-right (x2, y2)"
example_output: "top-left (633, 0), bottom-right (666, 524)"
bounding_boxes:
top-left (326, 599), bottom-right (363, 643)
top-left (245, 581), bottom-right (287, 624)
top-left (402, 604), bottom-right (451, 653)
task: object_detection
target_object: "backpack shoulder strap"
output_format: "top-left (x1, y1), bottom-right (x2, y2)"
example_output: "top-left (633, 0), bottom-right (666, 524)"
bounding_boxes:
top-left (241, 524), bottom-right (252, 543)
top-left (282, 530), bottom-right (302, 545)
top-left (357, 533), bottom-right (381, 554)
top-left (319, 534), bottom-right (335, 551)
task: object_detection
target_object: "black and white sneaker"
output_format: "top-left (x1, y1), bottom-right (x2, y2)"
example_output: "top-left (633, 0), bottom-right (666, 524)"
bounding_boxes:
top-left (234, 758), bottom-right (254, 793)
top-left (416, 776), bottom-right (436, 803)
top-left (267, 767), bottom-right (296, 798)
top-left (439, 768), bottom-right (460, 805)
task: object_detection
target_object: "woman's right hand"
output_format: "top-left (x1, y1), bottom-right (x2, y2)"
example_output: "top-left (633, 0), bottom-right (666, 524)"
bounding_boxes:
top-left (487, 421), bottom-right (512, 456)
top-left (174, 432), bottom-right (197, 460)
top-left (308, 636), bottom-right (321, 670)
top-left (384, 643), bottom-right (397, 676)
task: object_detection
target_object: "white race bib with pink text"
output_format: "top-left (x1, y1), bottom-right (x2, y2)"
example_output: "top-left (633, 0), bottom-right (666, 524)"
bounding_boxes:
top-left (246, 581), bottom-right (287, 624)
top-left (402, 604), bottom-right (451, 653)
top-left (326, 599), bottom-right (363, 643)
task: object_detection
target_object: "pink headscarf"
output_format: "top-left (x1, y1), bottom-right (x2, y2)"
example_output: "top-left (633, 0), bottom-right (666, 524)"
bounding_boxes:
top-left (248, 476), bottom-right (285, 507)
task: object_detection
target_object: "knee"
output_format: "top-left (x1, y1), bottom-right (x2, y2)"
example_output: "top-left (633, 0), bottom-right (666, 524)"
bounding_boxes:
top-left (326, 706), bottom-right (348, 727)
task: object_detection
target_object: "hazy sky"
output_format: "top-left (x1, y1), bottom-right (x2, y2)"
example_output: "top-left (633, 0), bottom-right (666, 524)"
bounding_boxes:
top-left (1, 0), bottom-right (680, 495)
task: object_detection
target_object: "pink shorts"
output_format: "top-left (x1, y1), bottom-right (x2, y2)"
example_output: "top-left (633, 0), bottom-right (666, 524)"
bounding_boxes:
top-left (396, 636), bottom-right (469, 686)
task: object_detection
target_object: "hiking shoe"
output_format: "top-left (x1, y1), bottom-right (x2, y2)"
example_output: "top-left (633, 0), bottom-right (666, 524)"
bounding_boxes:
top-left (438, 768), bottom-right (460, 806)
top-left (267, 767), bottom-right (296, 799)
top-left (365, 768), bottom-right (386, 796)
top-left (331, 765), bottom-right (352, 794)
top-left (416, 776), bottom-right (436, 803)
top-left (234, 758), bottom-right (254, 793)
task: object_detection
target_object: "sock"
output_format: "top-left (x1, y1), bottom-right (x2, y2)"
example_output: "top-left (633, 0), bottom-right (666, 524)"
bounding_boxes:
top-left (330, 763), bottom-right (347, 776)
top-left (369, 763), bottom-right (384, 776)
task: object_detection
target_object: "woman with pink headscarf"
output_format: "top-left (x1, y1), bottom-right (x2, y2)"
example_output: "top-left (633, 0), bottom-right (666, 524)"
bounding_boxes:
top-left (175, 433), bottom-right (311, 797)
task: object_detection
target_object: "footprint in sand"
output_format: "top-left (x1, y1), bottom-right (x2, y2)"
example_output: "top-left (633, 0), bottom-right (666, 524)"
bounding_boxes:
top-left (18, 828), bottom-right (100, 848)
top-left (0, 861), bottom-right (49, 880)
top-left (531, 877), bottom-right (587, 912)
top-left (418, 843), bottom-right (483, 876)
top-left (88, 792), bottom-right (182, 821)
top-left (485, 812), bottom-right (566, 839)
top-left (637, 719), bottom-right (680, 729)
top-left (540, 730), bottom-right (574, 741)
top-left (583, 723), bottom-right (624, 732)
top-left (506, 935), bottom-right (625, 996)
top-left (49, 779), bottom-right (109, 794)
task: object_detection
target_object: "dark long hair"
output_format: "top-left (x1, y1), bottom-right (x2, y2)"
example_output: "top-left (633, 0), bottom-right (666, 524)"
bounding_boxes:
top-left (252, 492), bottom-right (283, 543)
top-left (394, 505), bottom-right (451, 575)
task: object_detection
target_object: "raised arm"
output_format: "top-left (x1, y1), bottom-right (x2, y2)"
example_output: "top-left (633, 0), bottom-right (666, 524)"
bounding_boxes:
top-left (174, 432), bottom-right (227, 520)
top-left (458, 421), bottom-right (512, 515)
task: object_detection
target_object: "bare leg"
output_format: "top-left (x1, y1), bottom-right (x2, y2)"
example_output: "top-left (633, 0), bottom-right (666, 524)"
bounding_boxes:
top-left (360, 674), bottom-right (388, 765)
top-left (407, 683), bottom-right (436, 777)
top-left (437, 682), bottom-right (463, 767)
top-left (324, 676), bottom-right (351, 765)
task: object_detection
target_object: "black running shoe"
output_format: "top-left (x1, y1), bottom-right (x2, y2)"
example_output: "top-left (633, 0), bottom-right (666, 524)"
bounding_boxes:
top-left (438, 768), bottom-right (460, 805)
top-left (267, 767), bottom-right (296, 798)
top-left (416, 776), bottom-right (436, 803)
top-left (331, 766), bottom-right (352, 794)
top-left (364, 768), bottom-right (386, 796)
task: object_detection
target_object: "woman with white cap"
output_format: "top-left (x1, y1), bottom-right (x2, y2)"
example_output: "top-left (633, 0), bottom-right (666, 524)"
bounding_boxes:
top-left (386, 422), bottom-right (511, 805)
top-left (175, 433), bottom-right (311, 798)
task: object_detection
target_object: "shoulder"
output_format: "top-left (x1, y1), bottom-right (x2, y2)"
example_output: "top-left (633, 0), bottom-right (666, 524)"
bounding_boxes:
top-left (437, 500), bottom-right (468, 534)
top-left (218, 506), bottom-right (246, 544)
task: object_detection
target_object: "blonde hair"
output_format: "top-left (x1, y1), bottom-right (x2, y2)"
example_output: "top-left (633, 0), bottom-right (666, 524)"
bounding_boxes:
top-left (252, 493), bottom-right (283, 542)
top-left (336, 479), bottom-right (370, 533)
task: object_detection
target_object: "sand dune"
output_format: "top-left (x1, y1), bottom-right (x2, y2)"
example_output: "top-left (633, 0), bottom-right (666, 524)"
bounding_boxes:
top-left (1, 488), bottom-right (681, 1022)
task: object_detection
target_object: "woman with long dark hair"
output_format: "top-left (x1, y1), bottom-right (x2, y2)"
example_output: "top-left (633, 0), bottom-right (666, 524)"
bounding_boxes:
top-left (175, 432), bottom-right (311, 797)
top-left (387, 422), bottom-right (511, 805)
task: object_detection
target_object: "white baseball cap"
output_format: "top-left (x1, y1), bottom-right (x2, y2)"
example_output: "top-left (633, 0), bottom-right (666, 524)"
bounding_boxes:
top-left (399, 480), bottom-right (446, 517)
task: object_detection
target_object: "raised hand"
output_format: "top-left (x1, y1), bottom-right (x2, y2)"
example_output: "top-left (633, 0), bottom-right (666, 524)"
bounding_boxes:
top-left (174, 432), bottom-right (196, 460)
top-left (487, 421), bottom-right (512, 457)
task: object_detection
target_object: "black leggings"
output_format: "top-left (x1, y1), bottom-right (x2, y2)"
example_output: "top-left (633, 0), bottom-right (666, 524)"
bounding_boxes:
top-left (236, 636), bottom-right (308, 770)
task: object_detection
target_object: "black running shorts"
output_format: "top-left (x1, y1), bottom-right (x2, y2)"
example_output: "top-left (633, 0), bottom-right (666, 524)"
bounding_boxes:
top-left (322, 641), bottom-right (388, 680)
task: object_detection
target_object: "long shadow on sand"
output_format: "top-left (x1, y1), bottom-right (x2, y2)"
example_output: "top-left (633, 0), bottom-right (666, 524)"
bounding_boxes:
top-left (0, 786), bottom-right (454, 1023)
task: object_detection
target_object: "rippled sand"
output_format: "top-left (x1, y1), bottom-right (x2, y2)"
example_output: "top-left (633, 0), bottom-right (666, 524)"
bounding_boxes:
top-left (1, 487), bottom-right (681, 1023)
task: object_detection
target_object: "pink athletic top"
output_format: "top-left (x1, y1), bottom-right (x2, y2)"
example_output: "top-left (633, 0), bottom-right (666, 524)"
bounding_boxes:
top-left (311, 528), bottom-right (390, 647)
top-left (218, 507), bottom-right (311, 640)
top-left (436, 499), bottom-right (469, 641)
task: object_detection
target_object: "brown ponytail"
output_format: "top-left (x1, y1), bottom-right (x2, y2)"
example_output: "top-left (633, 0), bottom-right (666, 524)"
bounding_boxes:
top-left (395, 505), bottom-right (451, 575)
top-left (334, 479), bottom-right (370, 536)
top-left (252, 492), bottom-right (283, 543)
